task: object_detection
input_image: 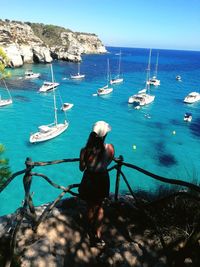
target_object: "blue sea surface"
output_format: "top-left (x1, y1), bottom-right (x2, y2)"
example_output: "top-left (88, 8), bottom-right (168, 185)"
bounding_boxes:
top-left (0, 47), bottom-right (200, 215)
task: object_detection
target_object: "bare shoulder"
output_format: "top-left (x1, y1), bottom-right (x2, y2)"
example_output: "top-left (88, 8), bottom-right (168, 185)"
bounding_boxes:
top-left (106, 144), bottom-right (115, 157)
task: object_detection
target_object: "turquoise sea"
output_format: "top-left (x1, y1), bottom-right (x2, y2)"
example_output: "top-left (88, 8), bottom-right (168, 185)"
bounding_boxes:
top-left (1, 47), bottom-right (200, 215)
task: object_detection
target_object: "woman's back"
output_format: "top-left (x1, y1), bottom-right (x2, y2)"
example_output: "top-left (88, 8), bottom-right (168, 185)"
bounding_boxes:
top-left (80, 143), bottom-right (114, 173)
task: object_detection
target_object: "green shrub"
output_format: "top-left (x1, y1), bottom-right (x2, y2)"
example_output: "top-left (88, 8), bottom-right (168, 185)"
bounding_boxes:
top-left (0, 144), bottom-right (11, 189)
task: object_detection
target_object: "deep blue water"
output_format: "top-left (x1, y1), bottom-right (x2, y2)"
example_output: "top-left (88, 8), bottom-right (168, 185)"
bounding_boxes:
top-left (0, 46), bottom-right (200, 215)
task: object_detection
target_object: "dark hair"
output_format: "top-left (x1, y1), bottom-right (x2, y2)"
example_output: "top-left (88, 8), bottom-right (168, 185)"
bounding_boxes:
top-left (84, 131), bottom-right (106, 167)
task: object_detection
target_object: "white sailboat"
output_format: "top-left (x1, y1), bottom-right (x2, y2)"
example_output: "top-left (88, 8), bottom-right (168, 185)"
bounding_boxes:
top-left (128, 49), bottom-right (155, 106)
top-left (70, 62), bottom-right (85, 79)
top-left (30, 64), bottom-right (69, 143)
top-left (97, 59), bottom-right (113, 96)
top-left (147, 51), bottom-right (160, 86)
top-left (0, 79), bottom-right (13, 107)
top-left (110, 51), bottom-right (123, 84)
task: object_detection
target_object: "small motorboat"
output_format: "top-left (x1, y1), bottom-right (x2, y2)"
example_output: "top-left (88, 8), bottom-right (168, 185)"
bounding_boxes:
top-left (176, 75), bottom-right (181, 81)
top-left (184, 113), bottom-right (192, 122)
top-left (184, 92), bottom-right (200, 104)
top-left (61, 103), bottom-right (74, 111)
top-left (39, 81), bottom-right (60, 92)
top-left (25, 70), bottom-right (40, 79)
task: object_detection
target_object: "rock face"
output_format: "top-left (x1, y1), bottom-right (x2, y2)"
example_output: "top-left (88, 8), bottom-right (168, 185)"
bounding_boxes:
top-left (0, 19), bottom-right (107, 67)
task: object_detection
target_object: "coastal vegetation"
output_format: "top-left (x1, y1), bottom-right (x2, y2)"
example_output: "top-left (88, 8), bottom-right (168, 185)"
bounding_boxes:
top-left (0, 47), bottom-right (9, 75)
top-left (26, 22), bottom-right (72, 47)
top-left (0, 47), bottom-right (11, 78)
top-left (0, 50), bottom-right (12, 189)
top-left (0, 144), bottom-right (11, 189)
top-left (25, 22), bottom-right (98, 50)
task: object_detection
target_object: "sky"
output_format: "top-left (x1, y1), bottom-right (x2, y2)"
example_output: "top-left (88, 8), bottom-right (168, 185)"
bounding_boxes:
top-left (1, 0), bottom-right (200, 51)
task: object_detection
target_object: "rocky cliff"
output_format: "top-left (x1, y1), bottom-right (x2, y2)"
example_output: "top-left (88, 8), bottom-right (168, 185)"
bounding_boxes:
top-left (0, 19), bottom-right (107, 67)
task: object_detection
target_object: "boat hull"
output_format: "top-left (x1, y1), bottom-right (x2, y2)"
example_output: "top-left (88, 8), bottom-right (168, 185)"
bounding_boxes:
top-left (97, 88), bottom-right (113, 96)
top-left (70, 74), bottom-right (85, 79)
top-left (39, 82), bottom-right (59, 93)
top-left (147, 78), bottom-right (160, 86)
top-left (61, 103), bottom-right (74, 111)
top-left (184, 117), bottom-right (192, 122)
top-left (30, 122), bottom-right (69, 143)
top-left (25, 72), bottom-right (40, 79)
top-left (0, 99), bottom-right (13, 107)
top-left (183, 92), bottom-right (200, 104)
top-left (128, 94), bottom-right (155, 106)
top-left (110, 78), bottom-right (123, 84)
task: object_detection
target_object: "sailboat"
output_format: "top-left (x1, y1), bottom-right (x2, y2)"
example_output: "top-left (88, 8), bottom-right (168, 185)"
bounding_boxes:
top-left (110, 51), bottom-right (123, 84)
top-left (30, 64), bottom-right (69, 143)
top-left (70, 62), bottom-right (85, 79)
top-left (147, 52), bottom-right (160, 86)
top-left (128, 49), bottom-right (155, 106)
top-left (97, 59), bottom-right (113, 96)
top-left (0, 79), bottom-right (13, 107)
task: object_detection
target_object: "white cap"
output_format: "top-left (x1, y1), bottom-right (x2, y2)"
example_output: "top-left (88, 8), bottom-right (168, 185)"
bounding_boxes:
top-left (92, 121), bottom-right (111, 137)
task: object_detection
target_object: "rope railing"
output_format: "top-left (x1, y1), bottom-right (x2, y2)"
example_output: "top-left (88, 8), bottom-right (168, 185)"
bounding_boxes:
top-left (1, 155), bottom-right (200, 267)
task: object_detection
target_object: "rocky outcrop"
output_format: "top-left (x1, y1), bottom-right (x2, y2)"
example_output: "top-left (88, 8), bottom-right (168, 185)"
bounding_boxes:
top-left (0, 19), bottom-right (107, 67)
top-left (0, 197), bottom-right (167, 267)
top-left (0, 20), bottom-right (51, 67)
top-left (1, 192), bottom-right (200, 266)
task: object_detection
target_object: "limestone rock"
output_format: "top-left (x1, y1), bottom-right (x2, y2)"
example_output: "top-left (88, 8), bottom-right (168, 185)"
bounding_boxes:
top-left (20, 45), bottom-right (34, 63)
top-left (50, 46), bottom-right (81, 62)
top-left (32, 46), bottom-right (52, 63)
top-left (76, 33), bottom-right (107, 54)
top-left (4, 44), bottom-right (23, 67)
top-left (0, 19), bottom-right (107, 67)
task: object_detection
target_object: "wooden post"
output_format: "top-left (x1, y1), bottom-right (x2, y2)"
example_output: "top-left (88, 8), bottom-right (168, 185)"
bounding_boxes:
top-left (23, 157), bottom-right (36, 219)
top-left (114, 155), bottom-right (123, 201)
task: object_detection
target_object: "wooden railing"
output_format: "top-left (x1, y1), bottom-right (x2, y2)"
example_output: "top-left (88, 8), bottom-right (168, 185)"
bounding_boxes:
top-left (1, 155), bottom-right (200, 228)
top-left (1, 155), bottom-right (200, 267)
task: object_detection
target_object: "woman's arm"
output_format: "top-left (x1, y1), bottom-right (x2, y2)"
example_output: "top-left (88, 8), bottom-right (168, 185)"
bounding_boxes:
top-left (79, 148), bottom-right (86, 171)
top-left (106, 144), bottom-right (115, 164)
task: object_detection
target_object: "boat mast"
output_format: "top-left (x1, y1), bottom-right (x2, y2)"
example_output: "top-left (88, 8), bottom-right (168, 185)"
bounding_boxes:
top-left (154, 52), bottom-right (159, 78)
top-left (78, 62), bottom-right (80, 75)
top-left (146, 49), bottom-right (152, 93)
top-left (2, 79), bottom-right (12, 100)
top-left (118, 50), bottom-right (121, 78)
top-left (107, 58), bottom-right (110, 86)
top-left (51, 64), bottom-right (58, 126)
